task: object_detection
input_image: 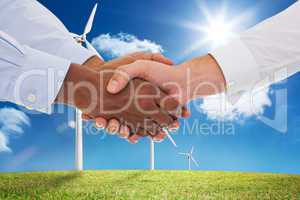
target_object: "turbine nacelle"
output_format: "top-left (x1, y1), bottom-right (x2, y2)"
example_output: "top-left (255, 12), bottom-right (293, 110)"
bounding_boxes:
top-left (70, 3), bottom-right (102, 59)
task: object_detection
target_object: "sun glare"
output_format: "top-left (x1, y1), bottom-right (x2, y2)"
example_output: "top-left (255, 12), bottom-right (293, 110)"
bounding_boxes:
top-left (202, 17), bottom-right (235, 47)
top-left (180, 4), bottom-right (254, 57)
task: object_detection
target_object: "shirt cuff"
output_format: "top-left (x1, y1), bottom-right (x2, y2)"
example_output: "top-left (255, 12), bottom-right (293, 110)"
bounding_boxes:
top-left (210, 38), bottom-right (260, 103)
top-left (13, 46), bottom-right (71, 114)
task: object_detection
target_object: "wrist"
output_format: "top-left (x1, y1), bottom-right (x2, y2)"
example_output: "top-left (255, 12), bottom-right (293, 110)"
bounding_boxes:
top-left (177, 54), bottom-right (226, 102)
top-left (55, 63), bottom-right (99, 110)
top-left (83, 56), bottom-right (105, 71)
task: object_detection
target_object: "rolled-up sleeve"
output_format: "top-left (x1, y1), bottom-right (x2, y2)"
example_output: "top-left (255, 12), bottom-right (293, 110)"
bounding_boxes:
top-left (0, 0), bottom-right (98, 65)
top-left (0, 31), bottom-right (70, 113)
top-left (210, 1), bottom-right (300, 98)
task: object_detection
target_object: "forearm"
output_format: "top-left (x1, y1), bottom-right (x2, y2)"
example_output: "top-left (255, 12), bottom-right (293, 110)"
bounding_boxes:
top-left (210, 1), bottom-right (300, 97)
top-left (178, 54), bottom-right (226, 103)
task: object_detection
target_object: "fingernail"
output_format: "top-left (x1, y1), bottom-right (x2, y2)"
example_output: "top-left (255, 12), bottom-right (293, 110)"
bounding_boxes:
top-left (169, 129), bottom-right (178, 133)
top-left (169, 122), bottom-right (180, 132)
top-left (129, 140), bottom-right (138, 144)
top-left (153, 137), bottom-right (163, 143)
top-left (128, 135), bottom-right (140, 144)
top-left (95, 122), bottom-right (104, 129)
top-left (119, 127), bottom-right (129, 138)
top-left (169, 127), bottom-right (179, 132)
top-left (119, 134), bottom-right (128, 139)
top-left (128, 138), bottom-right (138, 144)
top-left (107, 80), bottom-right (119, 93)
top-left (107, 127), bottom-right (117, 135)
top-left (153, 135), bottom-right (163, 142)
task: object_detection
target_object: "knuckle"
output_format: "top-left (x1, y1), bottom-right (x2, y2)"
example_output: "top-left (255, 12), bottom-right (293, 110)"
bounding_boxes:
top-left (161, 117), bottom-right (173, 126)
top-left (133, 60), bottom-right (145, 66)
top-left (115, 67), bottom-right (130, 80)
top-left (139, 99), bottom-right (154, 110)
top-left (116, 66), bottom-right (128, 74)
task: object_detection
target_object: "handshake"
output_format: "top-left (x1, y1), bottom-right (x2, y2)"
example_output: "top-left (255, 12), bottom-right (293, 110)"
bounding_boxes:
top-left (55, 52), bottom-right (226, 143)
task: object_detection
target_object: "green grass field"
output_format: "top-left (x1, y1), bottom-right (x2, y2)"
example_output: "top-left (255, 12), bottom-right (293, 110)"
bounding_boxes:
top-left (0, 170), bottom-right (299, 200)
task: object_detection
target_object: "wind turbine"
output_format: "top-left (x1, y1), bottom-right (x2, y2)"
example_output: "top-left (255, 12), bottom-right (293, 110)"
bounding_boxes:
top-left (70, 3), bottom-right (101, 171)
top-left (149, 130), bottom-right (177, 170)
top-left (71, 3), bottom-right (102, 59)
top-left (178, 146), bottom-right (199, 170)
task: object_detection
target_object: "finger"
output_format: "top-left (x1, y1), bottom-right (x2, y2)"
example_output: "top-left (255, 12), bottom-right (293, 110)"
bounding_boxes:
top-left (150, 109), bottom-right (175, 128)
top-left (128, 134), bottom-right (141, 144)
top-left (82, 113), bottom-right (92, 121)
top-left (155, 92), bottom-right (181, 119)
top-left (95, 117), bottom-right (107, 129)
top-left (152, 131), bottom-right (167, 142)
top-left (151, 53), bottom-right (174, 65)
top-left (129, 128), bottom-right (150, 138)
top-left (142, 121), bottom-right (164, 137)
top-left (129, 52), bottom-right (174, 65)
top-left (106, 119), bottom-right (120, 135)
top-left (168, 121), bottom-right (180, 132)
top-left (181, 106), bottom-right (191, 118)
top-left (106, 62), bottom-right (145, 94)
top-left (118, 125), bottom-right (130, 139)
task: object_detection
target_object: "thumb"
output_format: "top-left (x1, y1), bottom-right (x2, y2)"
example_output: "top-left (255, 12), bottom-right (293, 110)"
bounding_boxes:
top-left (106, 62), bottom-right (145, 94)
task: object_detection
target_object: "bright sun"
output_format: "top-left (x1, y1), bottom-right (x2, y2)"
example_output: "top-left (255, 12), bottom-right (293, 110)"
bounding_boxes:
top-left (180, 4), bottom-right (253, 57)
top-left (202, 17), bottom-right (235, 47)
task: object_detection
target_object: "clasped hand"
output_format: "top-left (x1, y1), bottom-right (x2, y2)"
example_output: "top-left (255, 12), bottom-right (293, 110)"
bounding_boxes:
top-left (56, 52), bottom-right (189, 144)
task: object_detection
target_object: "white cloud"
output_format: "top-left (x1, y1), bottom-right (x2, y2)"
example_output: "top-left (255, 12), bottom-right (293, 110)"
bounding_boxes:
top-left (68, 120), bottom-right (76, 129)
top-left (0, 133), bottom-right (10, 152)
top-left (0, 108), bottom-right (30, 152)
top-left (5, 147), bottom-right (37, 169)
top-left (92, 33), bottom-right (163, 57)
top-left (199, 87), bottom-right (272, 121)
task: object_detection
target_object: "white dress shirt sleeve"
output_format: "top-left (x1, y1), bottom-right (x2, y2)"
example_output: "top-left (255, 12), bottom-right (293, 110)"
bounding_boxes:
top-left (0, 0), bottom-right (97, 64)
top-left (210, 1), bottom-right (300, 99)
top-left (0, 31), bottom-right (70, 113)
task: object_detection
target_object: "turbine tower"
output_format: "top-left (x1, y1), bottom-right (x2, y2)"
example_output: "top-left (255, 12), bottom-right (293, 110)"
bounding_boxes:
top-left (71, 3), bottom-right (100, 171)
top-left (150, 139), bottom-right (155, 170)
top-left (149, 130), bottom-right (177, 170)
top-left (179, 146), bottom-right (199, 170)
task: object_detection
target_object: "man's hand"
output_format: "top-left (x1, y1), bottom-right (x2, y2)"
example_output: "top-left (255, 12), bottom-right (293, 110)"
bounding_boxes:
top-left (83, 52), bottom-right (173, 71)
top-left (99, 54), bottom-right (226, 143)
top-left (106, 54), bottom-right (226, 104)
top-left (73, 52), bottom-right (185, 143)
top-left (55, 62), bottom-right (181, 140)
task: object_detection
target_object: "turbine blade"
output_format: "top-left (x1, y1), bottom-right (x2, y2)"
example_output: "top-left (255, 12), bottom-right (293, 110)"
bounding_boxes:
top-left (84, 3), bottom-right (98, 36)
top-left (166, 132), bottom-right (177, 147)
top-left (190, 146), bottom-right (194, 154)
top-left (85, 41), bottom-right (103, 59)
top-left (178, 152), bottom-right (188, 156)
top-left (191, 156), bottom-right (199, 167)
top-left (70, 32), bottom-right (80, 38)
top-left (162, 128), bottom-right (177, 147)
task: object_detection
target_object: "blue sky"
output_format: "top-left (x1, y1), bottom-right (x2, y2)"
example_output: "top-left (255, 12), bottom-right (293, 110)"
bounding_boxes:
top-left (0, 0), bottom-right (300, 174)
